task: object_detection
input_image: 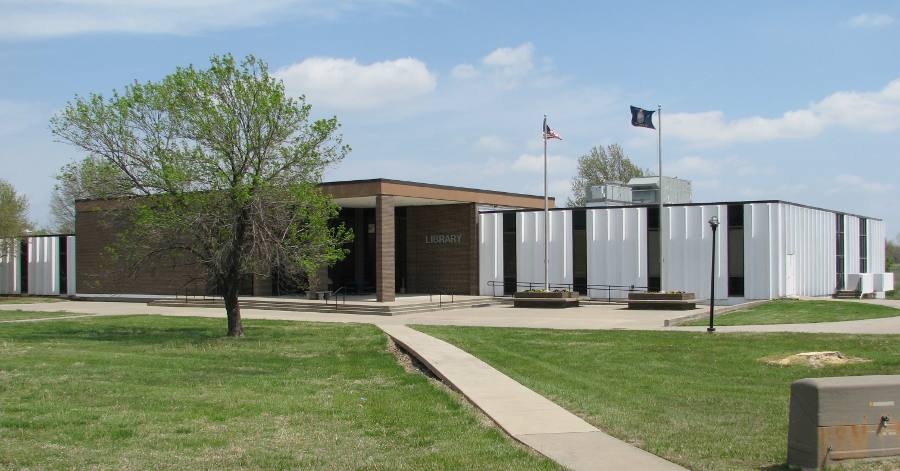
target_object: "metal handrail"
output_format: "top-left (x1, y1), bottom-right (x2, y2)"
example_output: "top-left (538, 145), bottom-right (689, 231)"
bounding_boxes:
top-left (428, 288), bottom-right (455, 308)
top-left (485, 280), bottom-right (648, 302)
top-left (176, 277), bottom-right (208, 302)
top-left (328, 286), bottom-right (347, 310)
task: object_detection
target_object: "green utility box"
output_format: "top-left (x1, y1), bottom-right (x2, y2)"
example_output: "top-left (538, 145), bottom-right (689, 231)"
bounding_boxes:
top-left (788, 375), bottom-right (900, 470)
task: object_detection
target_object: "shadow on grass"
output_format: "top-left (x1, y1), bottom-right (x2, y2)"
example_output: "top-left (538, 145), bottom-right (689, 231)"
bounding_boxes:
top-left (2, 316), bottom-right (225, 346)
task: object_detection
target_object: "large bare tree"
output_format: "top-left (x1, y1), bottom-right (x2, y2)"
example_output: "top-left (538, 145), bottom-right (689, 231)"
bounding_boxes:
top-left (51, 54), bottom-right (352, 336)
top-left (50, 156), bottom-right (135, 233)
top-left (567, 144), bottom-right (646, 207)
top-left (0, 179), bottom-right (32, 257)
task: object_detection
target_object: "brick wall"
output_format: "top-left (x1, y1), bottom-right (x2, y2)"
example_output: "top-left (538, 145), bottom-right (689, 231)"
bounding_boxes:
top-left (75, 202), bottom-right (207, 296)
top-left (376, 196), bottom-right (395, 302)
top-left (405, 203), bottom-right (478, 295)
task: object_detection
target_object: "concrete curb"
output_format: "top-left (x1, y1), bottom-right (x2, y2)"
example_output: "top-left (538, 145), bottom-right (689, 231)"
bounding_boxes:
top-left (664, 299), bottom-right (771, 326)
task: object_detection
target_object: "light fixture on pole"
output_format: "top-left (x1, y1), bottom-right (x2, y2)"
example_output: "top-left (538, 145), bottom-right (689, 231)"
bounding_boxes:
top-left (707, 215), bottom-right (720, 333)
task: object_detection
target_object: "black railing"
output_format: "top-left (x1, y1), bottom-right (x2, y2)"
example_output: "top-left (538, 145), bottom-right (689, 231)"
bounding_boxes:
top-left (176, 277), bottom-right (210, 302)
top-left (327, 286), bottom-right (347, 310)
top-left (485, 280), bottom-right (648, 302)
top-left (428, 288), bottom-right (455, 308)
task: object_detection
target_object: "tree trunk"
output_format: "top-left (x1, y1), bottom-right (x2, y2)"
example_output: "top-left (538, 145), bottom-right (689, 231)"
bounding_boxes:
top-left (222, 231), bottom-right (245, 337)
top-left (223, 281), bottom-right (244, 337)
top-left (223, 204), bottom-right (249, 337)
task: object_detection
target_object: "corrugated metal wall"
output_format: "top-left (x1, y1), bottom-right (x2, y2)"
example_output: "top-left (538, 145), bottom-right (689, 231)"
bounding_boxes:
top-left (478, 213), bottom-right (503, 295)
top-left (27, 236), bottom-right (59, 295)
top-left (0, 239), bottom-right (20, 294)
top-left (662, 205), bottom-right (728, 300)
top-left (870, 219), bottom-right (886, 274)
top-left (0, 236), bottom-right (76, 296)
top-left (586, 207), bottom-right (647, 298)
top-left (782, 204), bottom-right (836, 297)
top-left (517, 210), bottom-right (572, 289)
top-left (477, 202), bottom-right (887, 301)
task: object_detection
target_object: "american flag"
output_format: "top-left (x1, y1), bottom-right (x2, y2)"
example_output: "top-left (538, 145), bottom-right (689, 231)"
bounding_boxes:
top-left (543, 122), bottom-right (562, 140)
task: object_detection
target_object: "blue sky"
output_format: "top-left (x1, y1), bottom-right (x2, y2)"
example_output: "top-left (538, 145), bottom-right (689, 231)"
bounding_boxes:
top-left (1, 1), bottom-right (898, 236)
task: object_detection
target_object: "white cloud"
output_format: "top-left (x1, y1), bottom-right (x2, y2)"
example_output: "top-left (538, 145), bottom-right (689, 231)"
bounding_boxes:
top-left (667, 155), bottom-right (776, 178)
top-left (275, 57), bottom-right (436, 109)
top-left (482, 42), bottom-right (534, 77)
top-left (831, 174), bottom-right (894, 194)
top-left (474, 135), bottom-right (508, 153)
top-left (0, 0), bottom-right (420, 39)
top-left (738, 183), bottom-right (809, 199)
top-left (667, 77), bottom-right (900, 146)
top-left (848, 13), bottom-right (895, 28)
top-left (510, 153), bottom-right (575, 175)
top-left (451, 64), bottom-right (479, 80)
top-left (448, 42), bottom-right (560, 89)
top-left (481, 153), bottom-right (574, 178)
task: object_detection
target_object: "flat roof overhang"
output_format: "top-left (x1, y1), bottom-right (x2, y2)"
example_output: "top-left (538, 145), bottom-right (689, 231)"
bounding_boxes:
top-left (321, 178), bottom-right (553, 209)
top-left (75, 178), bottom-right (555, 211)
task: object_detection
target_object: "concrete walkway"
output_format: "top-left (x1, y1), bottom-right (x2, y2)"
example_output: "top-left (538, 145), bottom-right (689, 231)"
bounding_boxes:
top-left (0, 300), bottom-right (688, 330)
top-left (381, 324), bottom-right (685, 471)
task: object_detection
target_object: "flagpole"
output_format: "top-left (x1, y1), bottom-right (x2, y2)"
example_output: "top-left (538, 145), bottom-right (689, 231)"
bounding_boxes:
top-left (543, 115), bottom-right (549, 292)
top-left (657, 104), bottom-right (664, 292)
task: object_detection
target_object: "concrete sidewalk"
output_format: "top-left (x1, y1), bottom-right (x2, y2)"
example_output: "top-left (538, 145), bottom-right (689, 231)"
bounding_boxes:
top-left (4, 298), bottom-right (900, 334)
top-left (381, 324), bottom-right (685, 471)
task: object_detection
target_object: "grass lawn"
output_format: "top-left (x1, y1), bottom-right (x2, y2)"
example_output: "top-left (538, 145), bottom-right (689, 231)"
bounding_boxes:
top-left (0, 296), bottom-right (65, 304)
top-left (417, 325), bottom-right (900, 471)
top-left (0, 316), bottom-right (559, 470)
top-left (682, 299), bottom-right (900, 326)
top-left (0, 310), bottom-right (84, 321)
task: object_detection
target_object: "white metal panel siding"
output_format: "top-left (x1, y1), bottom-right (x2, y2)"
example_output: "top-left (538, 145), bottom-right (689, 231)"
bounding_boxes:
top-left (662, 205), bottom-right (728, 300)
top-left (478, 213), bottom-right (503, 296)
top-left (0, 239), bottom-right (20, 294)
top-left (745, 203), bottom-right (785, 300)
top-left (869, 220), bottom-right (886, 274)
top-left (783, 204), bottom-right (836, 297)
top-left (845, 215), bottom-right (860, 279)
top-left (27, 236), bottom-right (60, 295)
top-left (548, 210), bottom-right (573, 288)
top-left (517, 211), bottom-right (542, 288)
top-left (586, 207), bottom-right (647, 298)
top-left (515, 210), bottom-right (572, 288)
top-left (66, 236), bottom-right (77, 296)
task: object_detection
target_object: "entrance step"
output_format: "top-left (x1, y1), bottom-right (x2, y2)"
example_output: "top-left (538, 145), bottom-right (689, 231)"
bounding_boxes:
top-left (833, 290), bottom-right (862, 299)
top-left (146, 296), bottom-right (506, 316)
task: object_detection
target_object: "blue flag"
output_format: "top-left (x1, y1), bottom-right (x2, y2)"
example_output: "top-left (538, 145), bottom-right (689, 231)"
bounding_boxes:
top-left (630, 106), bottom-right (655, 129)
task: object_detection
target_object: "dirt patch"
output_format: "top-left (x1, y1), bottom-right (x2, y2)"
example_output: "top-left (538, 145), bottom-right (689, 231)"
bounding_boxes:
top-left (763, 351), bottom-right (871, 368)
top-left (385, 339), bottom-right (497, 429)
top-left (387, 339), bottom-right (439, 380)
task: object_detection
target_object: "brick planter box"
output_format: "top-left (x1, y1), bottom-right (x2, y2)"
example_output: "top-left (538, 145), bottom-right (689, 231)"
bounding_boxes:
top-left (627, 292), bottom-right (696, 310)
top-left (513, 291), bottom-right (580, 308)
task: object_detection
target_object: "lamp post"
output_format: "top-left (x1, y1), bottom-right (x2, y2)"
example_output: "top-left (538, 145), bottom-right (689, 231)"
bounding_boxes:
top-left (707, 215), bottom-right (720, 333)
